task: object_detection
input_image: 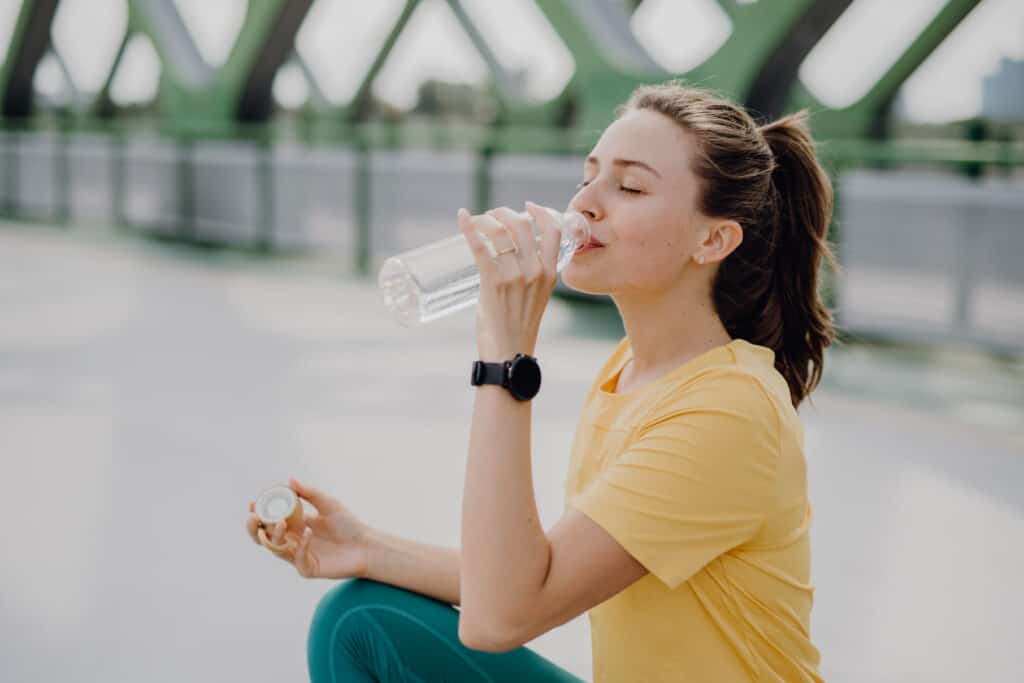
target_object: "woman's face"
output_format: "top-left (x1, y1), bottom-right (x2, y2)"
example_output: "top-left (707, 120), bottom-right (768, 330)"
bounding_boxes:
top-left (562, 108), bottom-right (708, 298)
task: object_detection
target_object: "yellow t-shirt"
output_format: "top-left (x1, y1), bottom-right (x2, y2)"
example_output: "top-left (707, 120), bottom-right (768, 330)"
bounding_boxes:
top-left (565, 337), bottom-right (823, 683)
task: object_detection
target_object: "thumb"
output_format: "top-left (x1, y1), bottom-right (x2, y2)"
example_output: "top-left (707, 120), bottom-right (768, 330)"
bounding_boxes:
top-left (289, 478), bottom-right (340, 515)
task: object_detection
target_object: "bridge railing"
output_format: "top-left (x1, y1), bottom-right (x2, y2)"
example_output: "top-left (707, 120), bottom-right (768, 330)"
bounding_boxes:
top-left (1, 121), bottom-right (1022, 353)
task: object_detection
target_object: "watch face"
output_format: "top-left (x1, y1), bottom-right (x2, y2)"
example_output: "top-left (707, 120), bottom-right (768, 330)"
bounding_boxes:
top-left (508, 355), bottom-right (541, 400)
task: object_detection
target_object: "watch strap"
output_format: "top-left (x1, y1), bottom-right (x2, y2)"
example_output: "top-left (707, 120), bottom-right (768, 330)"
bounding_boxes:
top-left (471, 360), bottom-right (508, 388)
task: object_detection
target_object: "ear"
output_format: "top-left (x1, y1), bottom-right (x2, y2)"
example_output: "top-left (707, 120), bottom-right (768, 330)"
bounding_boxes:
top-left (700, 219), bottom-right (743, 264)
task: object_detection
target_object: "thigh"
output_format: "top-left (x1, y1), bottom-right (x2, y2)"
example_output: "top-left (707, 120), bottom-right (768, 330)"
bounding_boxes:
top-left (308, 578), bottom-right (586, 683)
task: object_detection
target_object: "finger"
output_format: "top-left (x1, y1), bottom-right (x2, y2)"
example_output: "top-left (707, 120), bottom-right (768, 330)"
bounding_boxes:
top-left (486, 206), bottom-right (532, 247)
top-left (247, 514), bottom-right (261, 544)
top-left (472, 213), bottom-right (523, 283)
top-left (525, 202), bottom-right (562, 280)
top-left (477, 209), bottom-right (519, 255)
top-left (273, 519), bottom-right (287, 545)
top-left (247, 500), bottom-right (258, 541)
top-left (458, 209), bottom-right (500, 279)
top-left (288, 478), bottom-right (339, 516)
top-left (303, 513), bottom-right (324, 532)
top-left (488, 207), bottom-right (542, 277)
top-left (258, 525), bottom-right (291, 554)
top-left (295, 527), bottom-right (314, 577)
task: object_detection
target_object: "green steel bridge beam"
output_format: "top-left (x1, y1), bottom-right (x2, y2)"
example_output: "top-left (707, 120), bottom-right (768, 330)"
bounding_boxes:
top-left (344, 0), bottom-right (419, 123)
top-left (92, 30), bottom-right (130, 118)
top-left (289, 50), bottom-right (329, 111)
top-left (124, 0), bottom-right (314, 134)
top-left (743, 0), bottom-right (853, 120)
top-left (785, 0), bottom-right (983, 139)
top-left (532, 0), bottom-right (850, 132)
top-left (681, 0), bottom-right (850, 116)
top-left (1, 0), bottom-right (991, 148)
top-left (345, 0), bottom-right (543, 124)
top-left (531, 0), bottom-right (669, 131)
top-left (235, 0), bottom-right (316, 122)
top-left (445, 0), bottom-right (529, 106)
top-left (0, 0), bottom-right (59, 118)
top-left (48, 42), bottom-right (81, 110)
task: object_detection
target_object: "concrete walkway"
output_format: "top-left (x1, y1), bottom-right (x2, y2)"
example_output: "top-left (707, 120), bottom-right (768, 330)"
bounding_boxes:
top-left (1, 222), bottom-right (1021, 682)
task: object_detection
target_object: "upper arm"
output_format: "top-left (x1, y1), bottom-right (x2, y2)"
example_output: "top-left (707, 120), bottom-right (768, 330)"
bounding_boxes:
top-left (495, 507), bottom-right (649, 651)
top-left (566, 374), bottom-right (780, 590)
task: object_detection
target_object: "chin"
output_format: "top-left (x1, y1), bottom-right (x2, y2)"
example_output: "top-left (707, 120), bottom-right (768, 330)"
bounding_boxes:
top-left (561, 267), bottom-right (610, 296)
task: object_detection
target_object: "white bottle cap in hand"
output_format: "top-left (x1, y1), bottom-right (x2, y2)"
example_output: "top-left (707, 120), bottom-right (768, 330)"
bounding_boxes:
top-left (255, 484), bottom-right (303, 535)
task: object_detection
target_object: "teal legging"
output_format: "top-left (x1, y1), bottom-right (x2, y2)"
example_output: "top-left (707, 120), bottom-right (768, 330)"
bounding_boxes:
top-left (307, 578), bottom-right (586, 682)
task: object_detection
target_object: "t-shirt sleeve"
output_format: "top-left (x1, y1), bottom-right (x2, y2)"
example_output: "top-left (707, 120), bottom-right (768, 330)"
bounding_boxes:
top-left (567, 372), bottom-right (780, 589)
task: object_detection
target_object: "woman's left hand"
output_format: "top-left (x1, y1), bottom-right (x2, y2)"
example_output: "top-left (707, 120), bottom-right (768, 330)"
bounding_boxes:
top-left (458, 202), bottom-right (563, 362)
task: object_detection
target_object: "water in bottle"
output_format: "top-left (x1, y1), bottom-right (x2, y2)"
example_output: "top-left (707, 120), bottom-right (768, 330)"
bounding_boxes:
top-left (378, 208), bottom-right (591, 326)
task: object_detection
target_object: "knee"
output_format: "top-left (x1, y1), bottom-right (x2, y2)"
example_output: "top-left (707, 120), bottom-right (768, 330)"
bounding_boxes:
top-left (308, 579), bottom-right (405, 677)
top-left (309, 578), bottom-right (406, 635)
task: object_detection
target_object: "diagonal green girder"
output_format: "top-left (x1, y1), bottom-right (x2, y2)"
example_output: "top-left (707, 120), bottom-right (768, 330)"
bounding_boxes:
top-left (683, 0), bottom-right (842, 109)
top-left (126, 0), bottom-right (314, 134)
top-left (528, 0), bottom-right (851, 132)
top-left (530, 0), bottom-right (669, 131)
top-left (343, 0), bottom-right (575, 127)
top-left (235, 0), bottom-right (316, 121)
top-left (0, 0), bottom-right (59, 118)
top-left (741, 0), bottom-right (854, 120)
top-left (785, 0), bottom-right (983, 139)
top-left (342, 0), bottom-right (420, 122)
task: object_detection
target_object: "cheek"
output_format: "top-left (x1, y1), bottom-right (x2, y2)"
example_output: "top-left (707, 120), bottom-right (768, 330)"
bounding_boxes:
top-left (619, 241), bottom-right (685, 288)
top-left (562, 243), bottom-right (682, 294)
top-left (563, 208), bottom-right (691, 292)
top-left (615, 214), bottom-right (691, 281)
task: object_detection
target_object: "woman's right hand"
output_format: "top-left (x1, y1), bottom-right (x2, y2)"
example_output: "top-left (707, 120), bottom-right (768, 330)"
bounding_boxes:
top-left (246, 478), bottom-right (371, 580)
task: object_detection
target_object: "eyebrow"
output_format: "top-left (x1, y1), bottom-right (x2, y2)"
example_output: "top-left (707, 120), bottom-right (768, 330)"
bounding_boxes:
top-left (584, 156), bottom-right (662, 179)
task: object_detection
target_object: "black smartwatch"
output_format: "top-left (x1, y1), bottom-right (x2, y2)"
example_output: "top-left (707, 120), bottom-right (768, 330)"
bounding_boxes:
top-left (470, 353), bottom-right (542, 401)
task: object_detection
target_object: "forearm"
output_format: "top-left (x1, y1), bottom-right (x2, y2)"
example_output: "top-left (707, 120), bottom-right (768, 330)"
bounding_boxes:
top-left (459, 386), bottom-right (550, 630)
top-left (363, 527), bottom-right (463, 607)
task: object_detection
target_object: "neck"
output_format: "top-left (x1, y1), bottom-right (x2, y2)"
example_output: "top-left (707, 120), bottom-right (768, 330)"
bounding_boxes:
top-left (611, 272), bottom-right (732, 377)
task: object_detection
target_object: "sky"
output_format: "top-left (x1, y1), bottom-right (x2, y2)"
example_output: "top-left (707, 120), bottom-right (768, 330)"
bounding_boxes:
top-left (1, 0), bottom-right (1022, 124)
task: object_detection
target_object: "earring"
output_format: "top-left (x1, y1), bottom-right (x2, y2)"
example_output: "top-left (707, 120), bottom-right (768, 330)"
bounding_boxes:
top-left (696, 254), bottom-right (705, 265)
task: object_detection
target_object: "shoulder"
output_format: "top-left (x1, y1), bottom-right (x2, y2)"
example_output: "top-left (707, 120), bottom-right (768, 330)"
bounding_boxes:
top-left (640, 366), bottom-right (783, 460)
top-left (651, 364), bottom-right (781, 424)
top-left (625, 368), bottom-right (782, 508)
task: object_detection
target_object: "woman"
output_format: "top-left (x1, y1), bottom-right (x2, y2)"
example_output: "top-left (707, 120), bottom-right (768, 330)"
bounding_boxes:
top-left (246, 80), bottom-right (834, 682)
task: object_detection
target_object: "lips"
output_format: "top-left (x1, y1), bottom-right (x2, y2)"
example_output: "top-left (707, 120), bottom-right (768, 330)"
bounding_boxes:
top-left (574, 237), bottom-right (604, 255)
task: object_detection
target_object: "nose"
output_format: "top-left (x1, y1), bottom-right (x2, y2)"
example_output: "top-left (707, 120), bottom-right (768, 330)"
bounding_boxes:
top-left (569, 184), bottom-right (602, 224)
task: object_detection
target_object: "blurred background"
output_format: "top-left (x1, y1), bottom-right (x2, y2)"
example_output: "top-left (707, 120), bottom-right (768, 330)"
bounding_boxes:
top-left (1, 1), bottom-right (1022, 681)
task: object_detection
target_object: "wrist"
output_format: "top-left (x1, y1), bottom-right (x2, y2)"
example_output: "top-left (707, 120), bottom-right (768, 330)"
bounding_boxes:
top-left (360, 526), bottom-right (385, 580)
top-left (477, 328), bottom-right (537, 362)
top-left (477, 345), bottom-right (536, 363)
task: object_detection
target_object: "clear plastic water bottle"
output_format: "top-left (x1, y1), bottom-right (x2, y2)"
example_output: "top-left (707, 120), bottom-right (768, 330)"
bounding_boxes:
top-left (378, 208), bottom-right (591, 326)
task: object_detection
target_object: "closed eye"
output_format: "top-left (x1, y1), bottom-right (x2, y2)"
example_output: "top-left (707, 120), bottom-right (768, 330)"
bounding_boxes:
top-left (576, 181), bottom-right (643, 194)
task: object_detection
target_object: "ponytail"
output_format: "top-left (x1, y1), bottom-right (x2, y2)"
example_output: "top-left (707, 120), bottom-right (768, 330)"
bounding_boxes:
top-left (758, 111), bottom-right (837, 408)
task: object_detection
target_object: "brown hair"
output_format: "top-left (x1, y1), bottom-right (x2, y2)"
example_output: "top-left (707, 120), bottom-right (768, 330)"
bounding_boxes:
top-left (617, 81), bottom-right (837, 408)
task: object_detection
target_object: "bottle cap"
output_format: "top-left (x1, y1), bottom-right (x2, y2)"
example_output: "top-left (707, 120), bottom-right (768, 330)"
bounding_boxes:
top-left (255, 484), bottom-right (304, 531)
